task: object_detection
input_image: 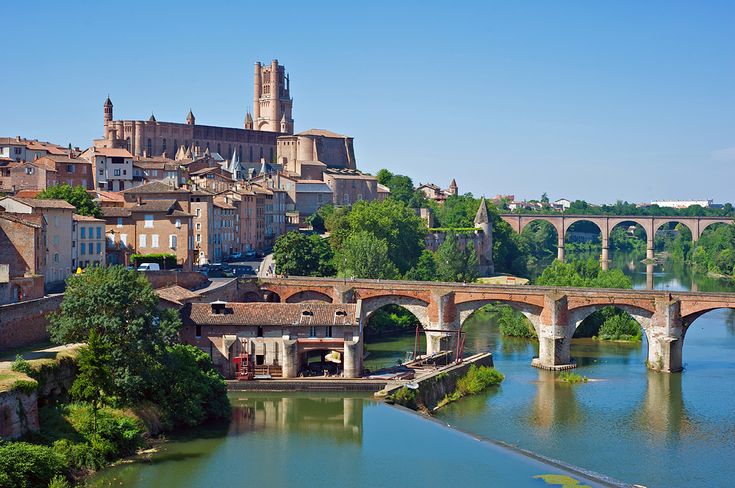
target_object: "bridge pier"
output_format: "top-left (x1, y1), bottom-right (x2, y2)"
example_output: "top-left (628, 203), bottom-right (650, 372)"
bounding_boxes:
top-left (425, 330), bottom-right (457, 357)
top-left (557, 237), bottom-right (565, 261)
top-left (532, 294), bottom-right (576, 370)
top-left (600, 246), bottom-right (609, 270)
top-left (647, 299), bottom-right (684, 373)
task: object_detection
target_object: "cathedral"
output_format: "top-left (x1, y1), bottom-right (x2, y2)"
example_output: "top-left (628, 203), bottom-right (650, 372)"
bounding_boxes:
top-left (96, 60), bottom-right (294, 163)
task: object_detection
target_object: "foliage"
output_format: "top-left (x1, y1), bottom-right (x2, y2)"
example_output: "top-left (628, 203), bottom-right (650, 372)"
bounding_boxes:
top-left (70, 330), bottom-right (114, 431)
top-left (306, 204), bottom-right (335, 233)
top-left (37, 184), bottom-right (102, 218)
top-left (365, 305), bottom-right (419, 335)
top-left (536, 258), bottom-right (631, 289)
top-left (389, 387), bottom-right (417, 410)
top-left (0, 441), bottom-right (64, 488)
top-left (11, 354), bottom-right (32, 375)
top-left (48, 266), bottom-right (181, 403)
top-left (273, 231), bottom-right (336, 277)
top-left (11, 379), bottom-right (38, 394)
top-left (130, 253), bottom-right (177, 268)
top-left (344, 199), bottom-right (426, 274)
top-left (454, 365), bottom-right (504, 396)
top-left (403, 250), bottom-right (437, 281)
top-left (375, 169), bottom-right (427, 208)
top-left (47, 475), bottom-right (71, 488)
top-left (558, 371), bottom-right (588, 384)
top-left (575, 306), bottom-right (642, 341)
top-left (480, 304), bottom-right (537, 338)
top-left (337, 231), bottom-right (398, 279)
top-left (150, 345), bottom-right (230, 428)
top-left (690, 224), bottom-right (735, 276)
top-left (434, 232), bottom-right (478, 282)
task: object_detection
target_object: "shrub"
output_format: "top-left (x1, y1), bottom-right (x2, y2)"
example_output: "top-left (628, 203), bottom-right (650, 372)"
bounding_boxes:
top-left (65, 404), bottom-right (145, 458)
top-left (47, 475), bottom-right (71, 488)
top-left (11, 354), bottom-right (32, 375)
top-left (11, 379), bottom-right (38, 394)
top-left (455, 365), bottom-right (504, 396)
top-left (0, 441), bottom-right (64, 488)
top-left (390, 387), bottom-right (418, 410)
top-left (129, 253), bottom-right (177, 269)
top-left (598, 314), bottom-right (642, 341)
top-left (558, 371), bottom-right (588, 384)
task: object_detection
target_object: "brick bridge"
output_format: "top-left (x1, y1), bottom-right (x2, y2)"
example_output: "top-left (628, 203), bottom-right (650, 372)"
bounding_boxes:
top-left (253, 277), bottom-right (735, 373)
top-left (499, 214), bottom-right (734, 267)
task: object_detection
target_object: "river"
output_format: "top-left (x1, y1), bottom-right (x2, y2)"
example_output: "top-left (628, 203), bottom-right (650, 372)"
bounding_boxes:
top-left (91, 253), bottom-right (735, 487)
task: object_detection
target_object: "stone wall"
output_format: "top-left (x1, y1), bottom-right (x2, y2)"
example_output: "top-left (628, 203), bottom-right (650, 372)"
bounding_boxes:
top-left (144, 270), bottom-right (207, 290)
top-left (0, 295), bottom-right (62, 350)
top-left (0, 389), bottom-right (39, 440)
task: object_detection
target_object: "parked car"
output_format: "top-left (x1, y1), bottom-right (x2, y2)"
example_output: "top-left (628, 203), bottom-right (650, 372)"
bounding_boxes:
top-left (137, 263), bottom-right (160, 272)
top-left (244, 250), bottom-right (257, 258)
top-left (226, 252), bottom-right (243, 262)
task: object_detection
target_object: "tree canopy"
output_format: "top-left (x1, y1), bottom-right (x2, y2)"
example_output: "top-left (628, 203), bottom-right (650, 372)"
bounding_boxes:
top-left (338, 231), bottom-right (398, 279)
top-left (273, 231), bottom-right (336, 276)
top-left (37, 184), bottom-right (102, 217)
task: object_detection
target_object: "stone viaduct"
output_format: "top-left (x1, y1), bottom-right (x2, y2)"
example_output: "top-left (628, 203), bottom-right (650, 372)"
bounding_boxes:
top-left (499, 214), bottom-right (734, 267)
top-left (251, 277), bottom-right (735, 373)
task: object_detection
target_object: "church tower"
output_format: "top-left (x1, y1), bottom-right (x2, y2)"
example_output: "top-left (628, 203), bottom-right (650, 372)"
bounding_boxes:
top-left (252, 60), bottom-right (293, 133)
top-left (103, 96), bottom-right (113, 139)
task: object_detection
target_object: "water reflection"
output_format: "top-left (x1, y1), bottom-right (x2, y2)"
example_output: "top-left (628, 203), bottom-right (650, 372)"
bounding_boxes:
top-left (528, 370), bottom-right (582, 430)
top-left (637, 372), bottom-right (694, 438)
top-left (229, 395), bottom-right (363, 443)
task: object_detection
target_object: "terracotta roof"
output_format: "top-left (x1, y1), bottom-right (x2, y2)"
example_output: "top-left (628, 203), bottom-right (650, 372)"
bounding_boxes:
top-left (296, 129), bottom-right (350, 138)
top-left (93, 148), bottom-right (133, 158)
top-left (14, 190), bottom-right (42, 199)
top-left (0, 211), bottom-right (44, 228)
top-left (182, 302), bottom-right (358, 327)
top-left (73, 214), bottom-right (105, 222)
top-left (1, 197), bottom-right (75, 210)
top-left (122, 181), bottom-right (188, 194)
top-left (100, 207), bottom-right (132, 218)
top-left (156, 285), bottom-right (199, 306)
top-left (95, 191), bottom-right (125, 202)
top-left (129, 199), bottom-right (193, 217)
top-left (213, 200), bottom-right (235, 209)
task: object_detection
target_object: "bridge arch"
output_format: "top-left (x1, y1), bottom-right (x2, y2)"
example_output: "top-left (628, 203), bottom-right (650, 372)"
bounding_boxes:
top-left (698, 219), bottom-right (734, 239)
top-left (285, 290), bottom-right (333, 303)
top-left (455, 299), bottom-right (542, 335)
top-left (653, 219), bottom-right (697, 242)
top-left (682, 305), bottom-right (735, 327)
top-left (568, 303), bottom-right (654, 331)
top-left (360, 295), bottom-right (431, 329)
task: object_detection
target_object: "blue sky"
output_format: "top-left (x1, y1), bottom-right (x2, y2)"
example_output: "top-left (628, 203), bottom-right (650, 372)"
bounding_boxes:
top-left (3, 1), bottom-right (733, 203)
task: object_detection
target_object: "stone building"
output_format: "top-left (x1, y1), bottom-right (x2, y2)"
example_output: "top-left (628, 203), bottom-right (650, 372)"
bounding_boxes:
top-left (418, 179), bottom-right (458, 203)
top-left (0, 137), bottom-right (69, 163)
top-left (0, 197), bottom-right (75, 290)
top-left (80, 147), bottom-right (135, 191)
top-left (0, 211), bottom-right (46, 304)
top-left (424, 198), bottom-right (494, 276)
top-left (95, 60), bottom-right (292, 163)
top-left (180, 301), bottom-right (363, 379)
top-left (72, 214), bottom-right (106, 270)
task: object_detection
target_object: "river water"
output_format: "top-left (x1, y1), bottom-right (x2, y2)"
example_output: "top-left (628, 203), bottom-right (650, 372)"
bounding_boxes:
top-left (92, 253), bottom-right (735, 487)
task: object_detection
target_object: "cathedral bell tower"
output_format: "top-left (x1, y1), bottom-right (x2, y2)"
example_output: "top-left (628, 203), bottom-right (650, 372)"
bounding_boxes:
top-left (252, 60), bottom-right (293, 133)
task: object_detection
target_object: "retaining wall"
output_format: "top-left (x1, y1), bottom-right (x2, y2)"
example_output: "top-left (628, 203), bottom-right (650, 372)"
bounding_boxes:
top-left (0, 295), bottom-right (63, 350)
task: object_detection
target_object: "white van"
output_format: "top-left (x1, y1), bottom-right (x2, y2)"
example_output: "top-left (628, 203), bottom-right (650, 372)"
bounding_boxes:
top-left (137, 263), bottom-right (161, 272)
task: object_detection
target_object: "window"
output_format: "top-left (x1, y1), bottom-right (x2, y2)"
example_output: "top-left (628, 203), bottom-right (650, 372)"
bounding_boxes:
top-left (96, 242), bottom-right (101, 255)
top-left (139, 234), bottom-right (147, 248)
top-left (325, 326), bottom-right (333, 338)
top-left (117, 217), bottom-right (123, 228)
top-left (151, 234), bottom-right (159, 248)
top-left (195, 208), bottom-right (201, 218)
top-left (80, 243), bottom-right (86, 255)
top-left (308, 326), bottom-right (317, 338)
top-left (195, 324), bottom-right (201, 338)
top-left (144, 215), bottom-right (154, 228)
top-left (99, 169), bottom-right (104, 176)
top-left (343, 193), bottom-right (349, 205)
top-left (147, 138), bottom-right (152, 155)
top-left (54, 253), bottom-right (59, 263)
top-left (67, 164), bottom-right (74, 173)
top-left (97, 227), bottom-right (102, 239)
top-left (196, 223), bottom-right (201, 230)
top-left (196, 234), bottom-right (201, 243)
top-left (257, 326), bottom-right (263, 338)
top-left (80, 227), bottom-right (86, 239)
top-left (113, 169), bottom-right (121, 177)
top-left (162, 138), bottom-right (167, 153)
top-left (169, 234), bottom-right (177, 249)
top-left (120, 234), bottom-right (127, 246)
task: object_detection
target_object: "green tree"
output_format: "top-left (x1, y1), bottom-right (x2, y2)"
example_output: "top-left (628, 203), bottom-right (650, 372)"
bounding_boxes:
top-left (404, 250), bottom-right (438, 281)
top-left (71, 329), bottom-right (114, 432)
top-left (434, 232), bottom-right (478, 282)
top-left (374, 168), bottom-right (426, 207)
top-left (536, 258), bottom-right (631, 289)
top-left (338, 231), bottom-right (398, 279)
top-left (346, 199), bottom-right (426, 274)
top-left (273, 231), bottom-right (336, 276)
top-left (49, 266), bottom-right (181, 401)
top-left (37, 184), bottom-right (102, 217)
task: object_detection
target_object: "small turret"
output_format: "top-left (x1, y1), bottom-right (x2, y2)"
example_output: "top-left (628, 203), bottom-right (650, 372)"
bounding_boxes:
top-left (448, 178), bottom-right (458, 196)
top-left (474, 197), bottom-right (489, 226)
top-left (186, 109), bottom-right (195, 125)
top-left (149, 113), bottom-right (156, 122)
top-left (103, 95), bottom-right (113, 123)
top-left (280, 113), bottom-right (288, 133)
top-left (474, 197), bottom-right (494, 276)
top-left (244, 111), bottom-right (253, 130)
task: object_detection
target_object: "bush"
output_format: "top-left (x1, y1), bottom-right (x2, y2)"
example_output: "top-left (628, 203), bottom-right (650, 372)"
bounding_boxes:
top-left (598, 314), bottom-right (642, 341)
top-left (151, 345), bottom-right (230, 427)
top-left (390, 387), bottom-right (417, 410)
top-left (11, 354), bottom-right (32, 375)
top-left (47, 475), bottom-right (71, 488)
top-left (558, 371), bottom-right (588, 384)
top-left (65, 404), bottom-right (144, 459)
top-left (455, 365), bottom-right (504, 396)
top-left (488, 305), bottom-right (536, 339)
top-left (0, 441), bottom-right (64, 488)
top-left (130, 253), bottom-right (177, 269)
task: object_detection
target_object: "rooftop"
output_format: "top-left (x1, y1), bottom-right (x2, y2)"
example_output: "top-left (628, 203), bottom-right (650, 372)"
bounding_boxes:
top-left (182, 302), bottom-right (358, 326)
top-left (1, 197), bottom-right (75, 210)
